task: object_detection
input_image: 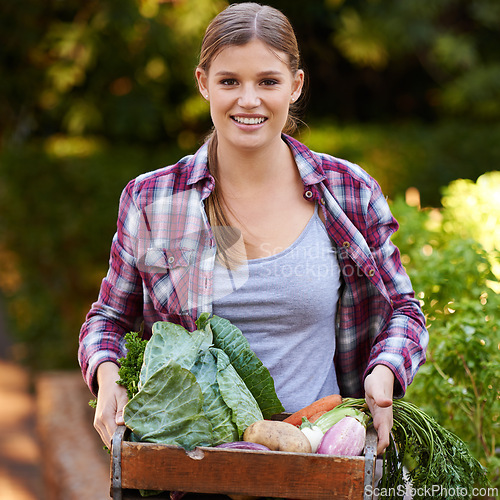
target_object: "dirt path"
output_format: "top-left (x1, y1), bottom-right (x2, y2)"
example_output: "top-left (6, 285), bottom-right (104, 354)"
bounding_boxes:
top-left (0, 360), bottom-right (44, 500)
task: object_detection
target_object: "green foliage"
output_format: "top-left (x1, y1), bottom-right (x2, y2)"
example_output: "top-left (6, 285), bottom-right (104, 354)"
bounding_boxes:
top-left (117, 330), bottom-right (148, 400)
top-left (390, 172), bottom-right (500, 490)
top-left (441, 172), bottom-right (500, 283)
top-left (319, 0), bottom-right (500, 121)
top-left (0, 0), bottom-right (224, 145)
top-left (122, 318), bottom-right (285, 448)
top-left (87, 330), bottom-right (146, 413)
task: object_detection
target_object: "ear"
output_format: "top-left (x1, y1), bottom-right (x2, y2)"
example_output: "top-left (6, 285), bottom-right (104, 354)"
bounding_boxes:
top-left (291, 69), bottom-right (304, 103)
top-left (195, 67), bottom-right (209, 99)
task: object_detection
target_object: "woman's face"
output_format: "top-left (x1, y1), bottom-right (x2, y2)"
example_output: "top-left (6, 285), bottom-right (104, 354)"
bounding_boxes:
top-left (196, 39), bottom-right (304, 153)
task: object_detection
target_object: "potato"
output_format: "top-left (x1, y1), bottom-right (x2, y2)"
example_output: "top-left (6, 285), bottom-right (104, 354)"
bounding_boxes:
top-left (243, 419), bottom-right (312, 453)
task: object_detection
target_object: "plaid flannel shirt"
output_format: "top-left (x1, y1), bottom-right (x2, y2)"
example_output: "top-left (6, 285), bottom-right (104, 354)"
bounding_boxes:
top-left (78, 135), bottom-right (428, 397)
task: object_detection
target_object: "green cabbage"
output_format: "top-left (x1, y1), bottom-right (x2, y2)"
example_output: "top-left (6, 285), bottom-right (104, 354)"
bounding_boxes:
top-left (200, 314), bottom-right (285, 419)
top-left (123, 315), bottom-right (283, 450)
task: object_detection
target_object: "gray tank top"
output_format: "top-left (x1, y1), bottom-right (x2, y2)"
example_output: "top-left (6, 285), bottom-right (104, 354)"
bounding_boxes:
top-left (212, 205), bottom-right (341, 412)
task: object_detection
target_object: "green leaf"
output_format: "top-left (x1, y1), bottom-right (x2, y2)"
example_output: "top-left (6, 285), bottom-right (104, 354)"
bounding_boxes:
top-left (190, 349), bottom-right (239, 445)
top-left (207, 315), bottom-right (285, 418)
top-left (210, 347), bottom-right (263, 437)
top-left (124, 359), bottom-right (213, 450)
top-left (140, 320), bottom-right (212, 384)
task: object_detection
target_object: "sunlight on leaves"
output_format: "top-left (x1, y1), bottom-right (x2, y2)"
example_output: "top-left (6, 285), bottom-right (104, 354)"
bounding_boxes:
top-left (441, 172), bottom-right (500, 282)
top-left (144, 56), bottom-right (169, 81)
top-left (334, 9), bottom-right (388, 69)
top-left (63, 100), bottom-right (103, 135)
top-left (44, 134), bottom-right (106, 158)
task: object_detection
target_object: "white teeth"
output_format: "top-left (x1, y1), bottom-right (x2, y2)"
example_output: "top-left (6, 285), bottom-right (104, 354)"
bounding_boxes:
top-left (233, 116), bottom-right (266, 125)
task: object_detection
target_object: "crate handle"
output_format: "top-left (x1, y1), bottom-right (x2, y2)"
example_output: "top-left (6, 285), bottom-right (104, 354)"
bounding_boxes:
top-left (363, 426), bottom-right (378, 500)
top-left (111, 425), bottom-right (127, 500)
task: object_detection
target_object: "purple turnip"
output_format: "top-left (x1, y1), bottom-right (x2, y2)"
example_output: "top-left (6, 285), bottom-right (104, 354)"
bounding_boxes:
top-left (316, 415), bottom-right (366, 456)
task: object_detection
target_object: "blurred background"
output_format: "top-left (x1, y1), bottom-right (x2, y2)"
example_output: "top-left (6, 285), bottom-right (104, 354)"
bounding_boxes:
top-left (0, 0), bottom-right (498, 498)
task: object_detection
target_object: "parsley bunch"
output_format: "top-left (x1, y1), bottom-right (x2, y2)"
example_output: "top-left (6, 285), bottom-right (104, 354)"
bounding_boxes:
top-left (88, 331), bottom-right (147, 409)
top-left (117, 330), bottom-right (148, 399)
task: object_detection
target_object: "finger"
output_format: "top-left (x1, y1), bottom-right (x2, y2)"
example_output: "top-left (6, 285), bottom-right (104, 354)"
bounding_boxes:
top-left (370, 403), bottom-right (393, 456)
top-left (115, 392), bottom-right (128, 426)
top-left (116, 412), bottom-right (125, 426)
top-left (94, 417), bottom-right (112, 449)
top-left (101, 421), bottom-right (115, 449)
top-left (379, 418), bottom-right (393, 453)
top-left (115, 407), bottom-right (125, 426)
top-left (94, 405), bottom-right (116, 449)
top-left (367, 383), bottom-right (393, 408)
top-left (103, 431), bottom-right (112, 450)
top-left (373, 418), bottom-right (390, 455)
top-left (375, 394), bottom-right (393, 408)
top-left (377, 430), bottom-right (390, 455)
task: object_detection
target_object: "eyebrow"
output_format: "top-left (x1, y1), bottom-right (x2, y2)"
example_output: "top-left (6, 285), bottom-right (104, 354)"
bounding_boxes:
top-left (214, 70), bottom-right (285, 77)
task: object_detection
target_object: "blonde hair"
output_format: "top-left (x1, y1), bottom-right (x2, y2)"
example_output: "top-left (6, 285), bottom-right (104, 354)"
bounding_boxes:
top-left (198, 3), bottom-right (304, 262)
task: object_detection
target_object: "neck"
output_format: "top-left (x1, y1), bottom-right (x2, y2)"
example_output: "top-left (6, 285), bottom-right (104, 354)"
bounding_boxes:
top-left (216, 136), bottom-right (294, 194)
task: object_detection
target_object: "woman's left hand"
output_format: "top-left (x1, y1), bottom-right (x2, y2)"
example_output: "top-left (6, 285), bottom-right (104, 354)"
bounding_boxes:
top-left (364, 364), bottom-right (394, 455)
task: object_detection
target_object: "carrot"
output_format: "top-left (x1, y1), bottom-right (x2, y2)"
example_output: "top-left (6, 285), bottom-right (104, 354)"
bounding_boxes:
top-left (309, 410), bottom-right (327, 423)
top-left (283, 394), bottom-right (343, 427)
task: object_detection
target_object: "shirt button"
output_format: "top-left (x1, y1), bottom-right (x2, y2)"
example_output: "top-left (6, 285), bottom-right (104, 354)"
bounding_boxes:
top-left (304, 190), bottom-right (313, 199)
top-left (168, 256), bottom-right (175, 264)
top-left (320, 197), bottom-right (326, 205)
top-left (342, 241), bottom-right (350, 248)
top-left (368, 269), bottom-right (375, 277)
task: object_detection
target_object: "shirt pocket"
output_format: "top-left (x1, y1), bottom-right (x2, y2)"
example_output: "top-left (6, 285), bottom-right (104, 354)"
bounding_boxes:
top-left (140, 247), bottom-right (197, 314)
top-left (141, 247), bottom-right (194, 272)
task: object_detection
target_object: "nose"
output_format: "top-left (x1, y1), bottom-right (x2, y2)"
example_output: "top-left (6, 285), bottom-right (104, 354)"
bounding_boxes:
top-left (238, 84), bottom-right (260, 108)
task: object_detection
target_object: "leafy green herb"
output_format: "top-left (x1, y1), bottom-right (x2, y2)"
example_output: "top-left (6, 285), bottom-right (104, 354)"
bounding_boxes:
top-left (117, 330), bottom-right (148, 399)
top-left (335, 398), bottom-right (489, 500)
top-left (87, 330), bottom-right (146, 409)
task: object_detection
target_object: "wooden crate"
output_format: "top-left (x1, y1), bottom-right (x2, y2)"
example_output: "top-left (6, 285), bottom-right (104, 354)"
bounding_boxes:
top-left (110, 423), bottom-right (377, 500)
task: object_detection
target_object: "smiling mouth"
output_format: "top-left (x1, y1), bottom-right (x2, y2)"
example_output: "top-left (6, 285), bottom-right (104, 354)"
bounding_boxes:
top-left (232, 116), bottom-right (267, 125)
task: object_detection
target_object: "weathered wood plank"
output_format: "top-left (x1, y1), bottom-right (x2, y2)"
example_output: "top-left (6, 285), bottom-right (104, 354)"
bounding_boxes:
top-left (120, 441), bottom-right (366, 499)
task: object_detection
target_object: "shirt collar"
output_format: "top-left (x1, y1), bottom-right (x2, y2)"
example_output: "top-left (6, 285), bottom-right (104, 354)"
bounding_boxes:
top-left (282, 134), bottom-right (326, 186)
top-left (186, 141), bottom-right (212, 187)
top-left (185, 134), bottom-right (326, 187)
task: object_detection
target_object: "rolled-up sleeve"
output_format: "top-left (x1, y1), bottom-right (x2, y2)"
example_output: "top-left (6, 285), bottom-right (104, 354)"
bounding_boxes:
top-left (78, 180), bottom-right (143, 395)
top-left (363, 185), bottom-right (428, 397)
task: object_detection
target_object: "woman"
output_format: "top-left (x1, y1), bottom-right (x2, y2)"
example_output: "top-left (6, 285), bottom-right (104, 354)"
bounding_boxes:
top-left (79, 2), bottom-right (428, 455)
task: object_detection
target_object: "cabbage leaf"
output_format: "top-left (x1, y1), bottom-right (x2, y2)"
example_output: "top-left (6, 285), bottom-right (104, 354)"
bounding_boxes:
top-left (211, 347), bottom-right (264, 434)
top-left (190, 348), bottom-right (238, 444)
top-left (124, 359), bottom-right (213, 449)
top-left (199, 314), bottom-right (285, 418)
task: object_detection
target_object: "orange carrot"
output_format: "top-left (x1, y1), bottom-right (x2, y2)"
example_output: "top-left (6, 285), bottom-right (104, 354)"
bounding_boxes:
top-left (283, 394), bottom-right (343, 426)
top-left (309, 410), bottom-right (327, 423)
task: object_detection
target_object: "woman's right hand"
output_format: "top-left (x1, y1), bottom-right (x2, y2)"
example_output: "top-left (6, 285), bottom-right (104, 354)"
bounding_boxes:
top-left (94, 361), bottom-right (128, 449)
